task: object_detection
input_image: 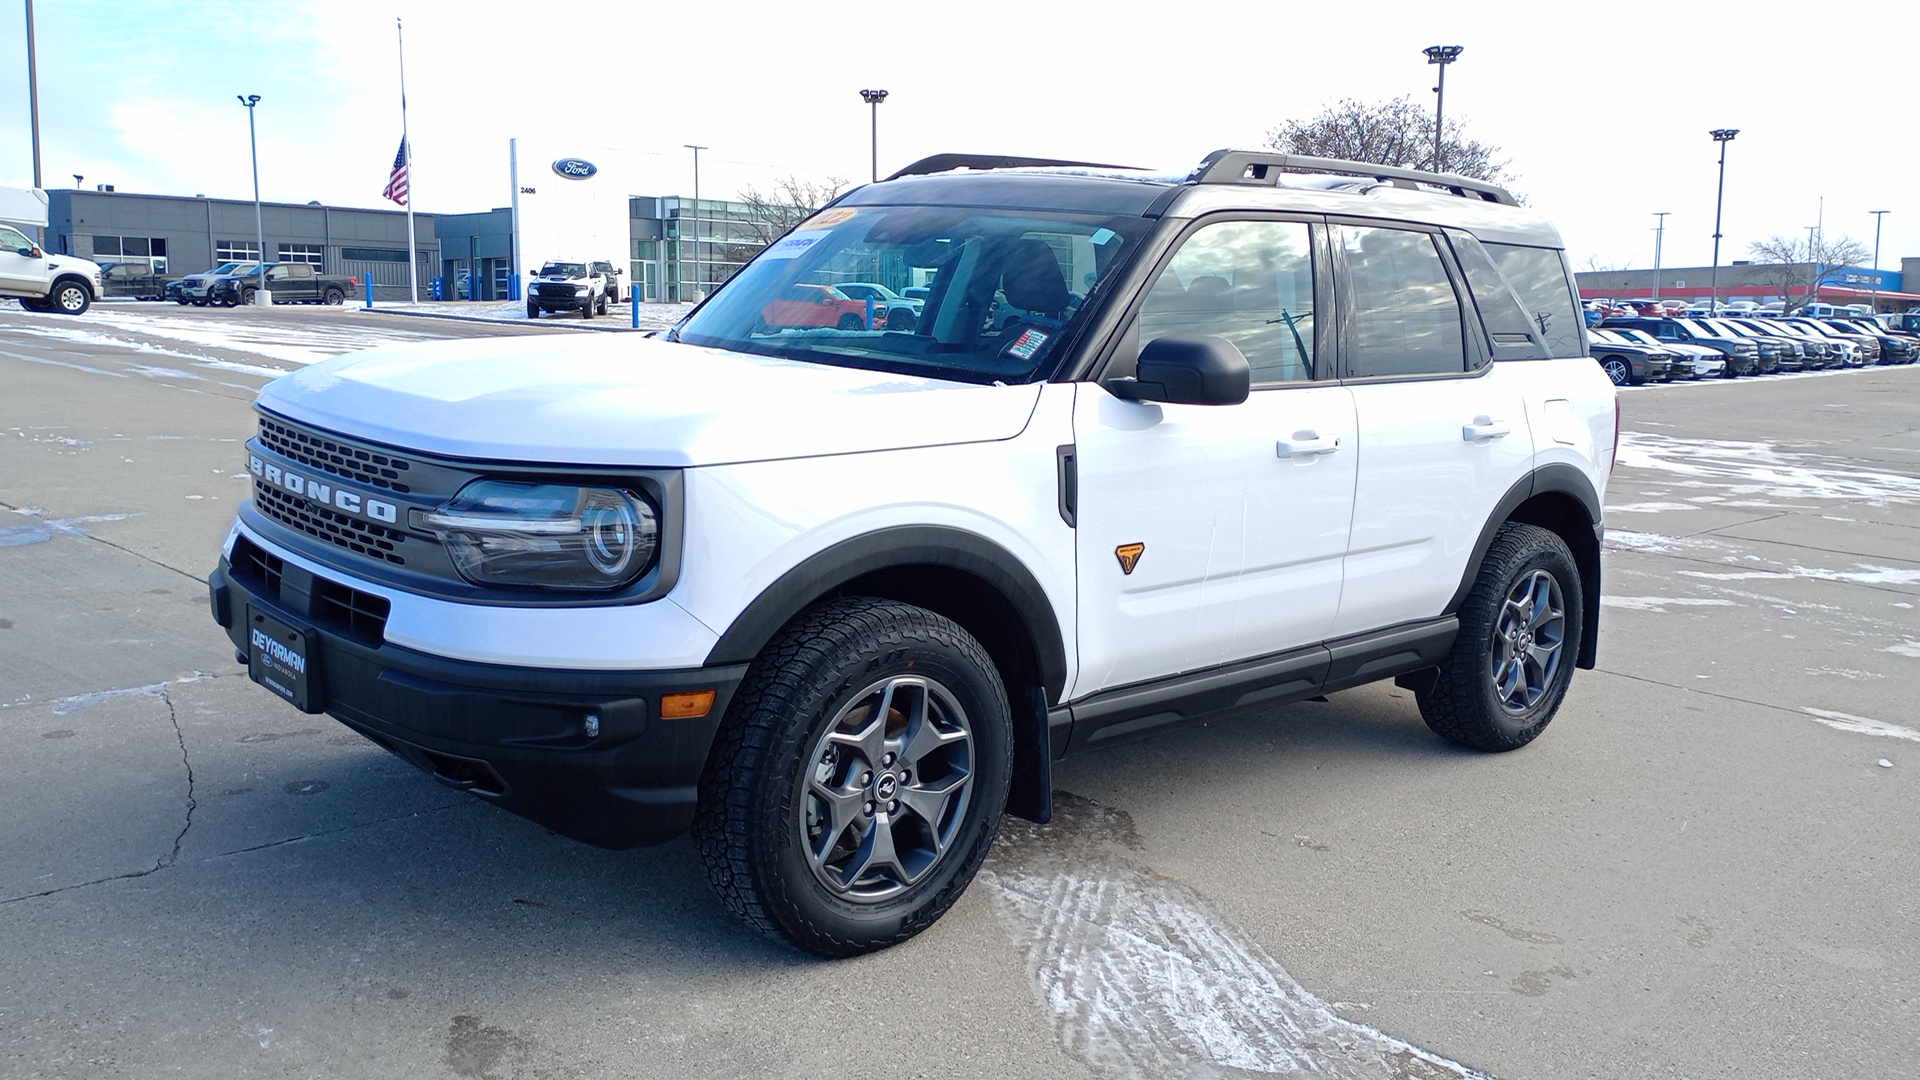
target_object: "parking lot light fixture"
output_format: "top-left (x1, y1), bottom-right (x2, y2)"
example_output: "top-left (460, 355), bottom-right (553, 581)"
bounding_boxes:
top-left (1652, 212), bottom-right (1670, 301)
top-left (239, 94), bottom-right (264, 302)
top-left (1707, 128), bottom-right (1738, 315)
top-left (1870, 210), bottom-right (1890, 311)
top-left (860, 89), bottom-right (889, 183)
top-left (1423, 46), bottom-right (1463, 173)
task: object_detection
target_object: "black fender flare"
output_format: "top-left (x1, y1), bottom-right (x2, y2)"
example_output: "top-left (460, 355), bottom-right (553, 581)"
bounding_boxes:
top-left (703, 525), bottom-right (1069, 705)
top-left (1446, 464), bottom-right (1604, 668)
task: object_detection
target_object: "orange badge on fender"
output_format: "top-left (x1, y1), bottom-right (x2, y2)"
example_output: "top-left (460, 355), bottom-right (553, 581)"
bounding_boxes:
top-left (1115, 543), bottom-right (1145, 575)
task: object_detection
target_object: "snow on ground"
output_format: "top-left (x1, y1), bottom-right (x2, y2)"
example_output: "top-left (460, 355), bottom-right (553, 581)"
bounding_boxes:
top-left (1614, 430), bottom-right (1920, 505)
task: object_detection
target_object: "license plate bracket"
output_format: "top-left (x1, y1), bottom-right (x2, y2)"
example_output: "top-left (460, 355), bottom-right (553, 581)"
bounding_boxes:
top-left (247, 605), bottom-right (321, 713)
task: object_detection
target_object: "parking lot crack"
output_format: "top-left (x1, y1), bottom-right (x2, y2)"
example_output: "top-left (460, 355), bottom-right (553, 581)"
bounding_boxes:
top-left (0, 688), bottom-right (197, 906)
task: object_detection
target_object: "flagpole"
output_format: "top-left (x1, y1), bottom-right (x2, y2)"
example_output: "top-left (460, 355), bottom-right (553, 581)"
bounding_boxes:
top-left (397, 17), bottom-right (418, 303)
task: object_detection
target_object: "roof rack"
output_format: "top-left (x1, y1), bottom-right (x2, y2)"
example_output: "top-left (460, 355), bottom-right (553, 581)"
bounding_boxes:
top-left (1187, 149), bottom-right (1517, 207)
top-left (883, 153), bottom-right (1143, 183)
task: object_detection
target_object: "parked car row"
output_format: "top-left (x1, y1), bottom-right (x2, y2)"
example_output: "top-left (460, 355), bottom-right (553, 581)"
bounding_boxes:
top-left (1593, 312), bottom-right (1919, 384)
top-left (162, 262), bottom-right (358, 306)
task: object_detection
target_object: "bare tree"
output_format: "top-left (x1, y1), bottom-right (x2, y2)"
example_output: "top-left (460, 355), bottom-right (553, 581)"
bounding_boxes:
top-left (1744, 233), bottom-right (1872, 308)
top-left (737, 175), bottom-right (851, 246)
top-left (1265, 96), bottom-right (1516, 187)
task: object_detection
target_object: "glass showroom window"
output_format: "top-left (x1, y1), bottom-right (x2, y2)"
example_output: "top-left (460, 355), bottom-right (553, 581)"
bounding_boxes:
top-left (218, 240), bottom-right (262, 263)
top-left (279, 243), bottom-right (324, 266)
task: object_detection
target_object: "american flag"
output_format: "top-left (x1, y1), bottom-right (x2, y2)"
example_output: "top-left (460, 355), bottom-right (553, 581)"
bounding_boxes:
top-left (382, 137), bottom-right (410, 206)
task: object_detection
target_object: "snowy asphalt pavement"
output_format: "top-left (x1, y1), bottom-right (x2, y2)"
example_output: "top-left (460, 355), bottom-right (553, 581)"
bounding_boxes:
top-left (1, 303), bottom-right (1916, 1080)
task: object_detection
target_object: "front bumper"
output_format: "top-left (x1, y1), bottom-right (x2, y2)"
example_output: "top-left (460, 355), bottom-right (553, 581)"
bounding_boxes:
top-left (530, 290), bottom-right (593, 310)
top-left (209, 551), bottom-right (746, 849)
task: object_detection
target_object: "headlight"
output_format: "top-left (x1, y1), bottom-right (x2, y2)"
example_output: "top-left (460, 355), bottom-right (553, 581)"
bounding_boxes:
top-left (414, 480), bottom-right (658, 590)
top-left (575, 285), bottom-right (589, 295)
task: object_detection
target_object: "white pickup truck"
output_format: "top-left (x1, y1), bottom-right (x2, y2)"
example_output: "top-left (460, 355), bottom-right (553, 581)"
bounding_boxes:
top-left (526, 259), bottom-right (621, 319)
top-left (1, 187), bottom-right (102, 315)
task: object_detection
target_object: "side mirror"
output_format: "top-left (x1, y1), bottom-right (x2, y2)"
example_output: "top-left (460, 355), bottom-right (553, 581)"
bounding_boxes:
top-left (16, 247), bottom-right (33, 257)
top-left (1106, 335), bottom-right (1251, 406)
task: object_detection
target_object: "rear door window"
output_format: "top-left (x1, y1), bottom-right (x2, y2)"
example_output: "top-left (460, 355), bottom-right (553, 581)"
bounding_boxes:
top-left (1338, 225), bottom-right (1467, 378)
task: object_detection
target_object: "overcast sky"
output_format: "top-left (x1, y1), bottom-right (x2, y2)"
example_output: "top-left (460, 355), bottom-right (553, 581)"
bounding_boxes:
top-left (3, 0), bottom-right (1917, 275)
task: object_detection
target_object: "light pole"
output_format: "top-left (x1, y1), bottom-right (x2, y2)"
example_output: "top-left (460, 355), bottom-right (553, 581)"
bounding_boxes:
top-left (682, 144), bottom-right (706, 303)
top-left (1652, 211), bottom-right (1670, 301)
top-left (1707, 128), bottom-right (1738, 315)
top-left (25, 0), bottom-right (42, 243)
top-left (238, 94), bottom-right (265, 303)
top-left (860, 89), bottom-right (889, 183)
top-left (1870, 209), bottom-right (1890, 312)
top-left (1423, 46), bottom-right (1462, 173)
top-left (1806, 224), bottom-right (1821, 309)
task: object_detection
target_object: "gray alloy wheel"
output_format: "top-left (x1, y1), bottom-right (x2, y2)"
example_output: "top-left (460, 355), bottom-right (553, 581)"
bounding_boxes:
top-left (695, 596), bottom-right (1012, 956)
top-left (1417, 522), bottom-right (1581, 752)
top-left (799, 674), bottom-right (976, 901)
top-left (1601, 357), bottom-right (1631, 385)
top-left (52, 281), bottom-right (91, 315)
top-left (1489, 569), bottom-right (1567, 713)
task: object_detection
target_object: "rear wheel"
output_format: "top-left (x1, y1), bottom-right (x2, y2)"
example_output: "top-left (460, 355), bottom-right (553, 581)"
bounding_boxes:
top-left (18, 296), bottom-right (50, 312)
top-left (695, 597), bottom-right (1012, 956)
top-left (1418, 523), bottom-right (1581, 753)
top-left (323, 288), bottom-right (344, 305)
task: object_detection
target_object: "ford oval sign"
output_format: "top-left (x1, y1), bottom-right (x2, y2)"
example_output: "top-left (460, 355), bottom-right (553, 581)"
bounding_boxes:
top-left (552, 158), bottom-right (597, 180)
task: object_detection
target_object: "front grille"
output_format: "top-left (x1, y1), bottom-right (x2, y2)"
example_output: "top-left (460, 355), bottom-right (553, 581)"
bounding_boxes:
top-left (535, 283), bottom-right (582, 298)
top-left (254, 481), bottom-right (408, 565)
top-left (229, 536), bottom-right (391, 643)
top-left (258, 416), bottom-right (413, 494)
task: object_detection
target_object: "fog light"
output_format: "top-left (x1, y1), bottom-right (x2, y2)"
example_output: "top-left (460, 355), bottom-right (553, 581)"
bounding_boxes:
top-left (661, 690), bottom-right (716, 719)
top-left (583, 713), bottom-right (601, 739)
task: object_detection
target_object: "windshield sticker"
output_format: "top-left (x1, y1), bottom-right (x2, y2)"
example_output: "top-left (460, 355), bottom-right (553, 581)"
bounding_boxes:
top-left (761, 230), bottom-right (832, 261)
top-left (802, 207), bottom-right (859, 230)
top-left (1006, 328), bottom-right (1049, 361)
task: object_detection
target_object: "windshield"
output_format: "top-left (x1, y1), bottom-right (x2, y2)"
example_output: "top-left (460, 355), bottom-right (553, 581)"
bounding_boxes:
top-left (1618, 329), bottom-right (1663, 347)
top-left (539, 263), bottom-right (587, 279)
top-left (1675, 318), bottom-right (1721, 337)
top-left (675, 203), bottom-right (1146, 383)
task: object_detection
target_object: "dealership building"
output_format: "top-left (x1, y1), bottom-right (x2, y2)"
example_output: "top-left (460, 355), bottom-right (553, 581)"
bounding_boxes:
top-left (44, 189), bottom-right (439, 297)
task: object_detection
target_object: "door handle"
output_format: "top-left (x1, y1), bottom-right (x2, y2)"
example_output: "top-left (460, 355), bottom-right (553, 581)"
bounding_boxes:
top-left (1276, 432), bottom-right (1340, 458)
top-left (1462, 416), bottom-right (1511, 441)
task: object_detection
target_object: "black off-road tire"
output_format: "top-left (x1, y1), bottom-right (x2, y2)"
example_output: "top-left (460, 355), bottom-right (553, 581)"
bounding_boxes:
top-left (836, 313), bottom-right (864, 330)
top-left (526, 301), bottom-right (540, 320)
top-left (581, 295), bottom-right (595, 319)
top-left (694, 596), bottom-right (1013, 957)
top-left (1417, 523), bottom-right (1582, 752)
top-left (18, 296), bottom-right (51, 312)
top-left (323, 288), bottom-right (345, 305)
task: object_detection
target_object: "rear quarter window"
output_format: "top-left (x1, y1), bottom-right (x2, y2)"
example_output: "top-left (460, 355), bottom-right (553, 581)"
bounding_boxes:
top-left (1484, 243), bottom-right (1583, 359)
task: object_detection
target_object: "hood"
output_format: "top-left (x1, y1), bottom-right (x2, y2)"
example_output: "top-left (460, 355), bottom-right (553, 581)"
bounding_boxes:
top-left (256, 333), bottom-right (1043, 467)
top-left (48, 253), bottom-right (100, 277)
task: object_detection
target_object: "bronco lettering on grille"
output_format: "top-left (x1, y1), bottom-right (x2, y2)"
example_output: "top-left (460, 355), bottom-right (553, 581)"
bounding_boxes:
top-left (250, 453), bottom-right (400, 524)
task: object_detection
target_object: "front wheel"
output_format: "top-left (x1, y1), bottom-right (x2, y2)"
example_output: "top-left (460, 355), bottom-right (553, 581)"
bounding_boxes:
top-left (50, 281), bottom-right (91, 315)
top-left (836, 313), bottom-right (864, 330)
top-left (1600, 357), bottom-right (1631, 386)
top-left (1417, 523), bottom-right (1582, 752)
top-left (526, 301), bottom-right (540, 319)
top-left (695, 597), bottom-right (1013, 957)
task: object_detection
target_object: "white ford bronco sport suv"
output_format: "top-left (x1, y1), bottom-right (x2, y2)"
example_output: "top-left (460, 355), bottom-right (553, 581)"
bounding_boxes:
top-left (526, 259), bottom-right (620, 319)
top-left (0, 221), bottom-right (102, 315)
top-left (210, 150), bottom-right (1614, 956)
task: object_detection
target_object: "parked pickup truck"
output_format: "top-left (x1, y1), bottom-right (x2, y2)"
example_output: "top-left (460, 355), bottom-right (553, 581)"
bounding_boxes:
top-left (98, 261), bottom-right (181, 300)
top-left (172, 261), bottom-right (258, 305)
top-left (208, 262), bottom-right (359, 306)
top-left (0, 220), bottom-right (102, 315)
top-left (526, 259), bottom-right (620, 319)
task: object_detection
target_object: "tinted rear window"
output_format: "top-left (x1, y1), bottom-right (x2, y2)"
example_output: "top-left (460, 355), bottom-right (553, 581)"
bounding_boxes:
top-left (1484, 243), bottom-right (1582, 358)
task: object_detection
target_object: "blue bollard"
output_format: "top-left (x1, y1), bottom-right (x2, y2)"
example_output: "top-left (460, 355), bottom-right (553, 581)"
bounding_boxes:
top-left (631, 285), bottom-right (639, 329)
top-left (364, 276), bottom-right (373, 309)
top-left (866, 297), bottom-right (875, 329)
